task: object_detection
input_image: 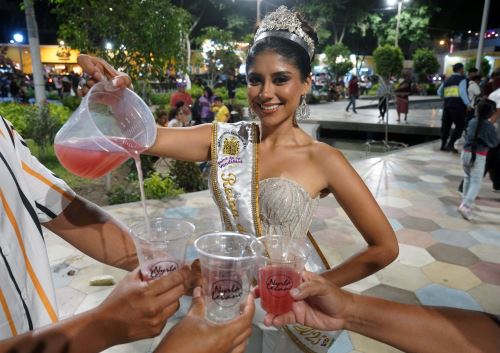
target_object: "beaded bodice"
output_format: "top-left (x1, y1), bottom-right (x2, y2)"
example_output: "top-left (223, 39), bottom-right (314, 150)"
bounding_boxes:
top-left (258, 178), bottom-right (319, 239)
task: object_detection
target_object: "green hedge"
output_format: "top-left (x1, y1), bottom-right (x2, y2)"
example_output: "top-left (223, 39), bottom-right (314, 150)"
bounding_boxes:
top-left (0, 102), bottom-right (72, 138)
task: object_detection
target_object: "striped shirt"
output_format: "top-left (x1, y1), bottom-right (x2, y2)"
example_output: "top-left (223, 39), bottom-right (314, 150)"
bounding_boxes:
top-left (0, 115), bottom-right (75, 338)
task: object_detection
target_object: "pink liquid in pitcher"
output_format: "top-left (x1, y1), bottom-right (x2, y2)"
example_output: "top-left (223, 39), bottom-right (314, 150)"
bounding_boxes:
top-left (258, 266), bottom-right (300, 315)
top-left (54, 137), bottom-right (143, 178)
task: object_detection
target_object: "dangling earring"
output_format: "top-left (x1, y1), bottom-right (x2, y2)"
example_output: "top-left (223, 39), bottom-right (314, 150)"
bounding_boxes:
top-left (248, 106), bottom-right (257, 119)
top-left (295, 95), bottom-right (310, 120)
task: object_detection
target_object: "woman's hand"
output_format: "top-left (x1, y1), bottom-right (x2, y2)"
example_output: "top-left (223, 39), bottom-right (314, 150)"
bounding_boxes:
top-left (77, 54), bottom-right (132, 96)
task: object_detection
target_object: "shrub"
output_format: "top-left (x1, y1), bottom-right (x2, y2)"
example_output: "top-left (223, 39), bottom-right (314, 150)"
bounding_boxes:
top-left (62, 96), bottom-right (82, 111)
top-left (373, 45), bottom-right (404, 79)
top-left (213, 87), bottom-right (228, 101)
top-left (465, 57), bottom-right (491, 77)
top-left (188, 85), bottom-right (204, 100)
top-left (0, 102), bottom-right (34, 135)
top-left (144, 172), bottom-right (182, 199)
top-left (47, 91), bottom-right (60, 100)
top-left (169, 160), bottom-right (207, 192)
top-left (0, 102), bottom-right (71, 138)
top-left (150, 93), bottom-right (171, 106)
top-left (412, 49), bottom-right (439, 83)
top-left (107, 185), bottom-right (140, 205)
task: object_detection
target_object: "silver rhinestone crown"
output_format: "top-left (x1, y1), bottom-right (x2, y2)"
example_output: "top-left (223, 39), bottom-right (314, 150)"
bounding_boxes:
top-left (253, 6), bottom-right (315, 60)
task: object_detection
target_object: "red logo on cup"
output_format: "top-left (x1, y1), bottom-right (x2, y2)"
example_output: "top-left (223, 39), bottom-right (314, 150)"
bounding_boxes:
top-left (266, 274), bottom-right (293, 297)
top-left (211, 279), bottom-right (243, 307)
top-left (148, 260), bottom-right (178, 279)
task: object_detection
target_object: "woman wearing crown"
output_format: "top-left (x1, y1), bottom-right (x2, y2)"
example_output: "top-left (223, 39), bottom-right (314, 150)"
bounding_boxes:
top-left (79, 6), bottom-right (398, 352)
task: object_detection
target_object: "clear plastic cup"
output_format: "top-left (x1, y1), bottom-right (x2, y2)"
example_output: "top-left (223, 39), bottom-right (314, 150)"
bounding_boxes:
top-left (129, 217), bottom-right (195, 281)
top-left (258, 235), bottom-right (311, 315)
top-left (54, 81), bottom-right (156, 179)
top-left (194, 232), bottom-right (263, 323)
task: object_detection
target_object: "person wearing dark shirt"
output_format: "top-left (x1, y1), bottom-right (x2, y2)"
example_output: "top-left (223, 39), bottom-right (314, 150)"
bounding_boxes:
top-left (345, 76), bottom-right (359, 114)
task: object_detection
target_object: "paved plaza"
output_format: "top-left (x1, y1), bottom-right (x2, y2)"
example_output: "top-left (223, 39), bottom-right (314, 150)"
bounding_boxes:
top-left (45, 128), bottom-right (500, 352)
top-left (44, 97), bottom-right (499, 352)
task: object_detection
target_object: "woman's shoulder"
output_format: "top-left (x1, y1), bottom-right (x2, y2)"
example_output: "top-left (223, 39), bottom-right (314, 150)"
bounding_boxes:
top-left (308, 141), bottom-right (347, 164)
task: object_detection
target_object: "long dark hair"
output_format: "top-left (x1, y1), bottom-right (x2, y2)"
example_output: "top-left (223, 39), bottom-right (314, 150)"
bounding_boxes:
top-left (469, 99), bottom-right (497, 167)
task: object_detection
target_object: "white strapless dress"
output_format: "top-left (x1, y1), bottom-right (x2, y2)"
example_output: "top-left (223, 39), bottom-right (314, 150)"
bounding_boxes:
top-left (250, 178), bottom-right (339, 353)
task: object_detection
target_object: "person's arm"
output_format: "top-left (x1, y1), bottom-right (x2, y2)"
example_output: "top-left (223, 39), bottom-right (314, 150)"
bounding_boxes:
top-left (155, 287), bottom-right (255, 353)
top-left (43, 195), bottom-right (137, 270)
top-left (315, 145), bottom-right (398, 287)
top-left (265, 273), bottom-right (500, 353)
top-left (459, 79), bottom-right (472, 107)
top-left (0, 268), bottom-right (190, 353)
top-left (77, 54), bottom-right (212, 162)
top-left (437, 82), bottom-right (444, 98)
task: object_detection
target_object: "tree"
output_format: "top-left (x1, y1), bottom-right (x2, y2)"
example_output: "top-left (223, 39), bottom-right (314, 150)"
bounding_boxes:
top-left (294, 0), bottom-right (368, 46)
top-left (23, 0), bottom-right (46, 104)
top-left (196, 27), bottom-right (241, 87)
top-left (466, 58), bottom-right (491, 77)
top-left (412, 48), bottom-right (439, 82)
top-left (373, 45), bottom-right (404, 79)
top-left (324, 43), bottom-right (353, 79)
top-left (51, 0), bottom-right (190, 82)
top-left (357, 5), bottom-right (433, 48)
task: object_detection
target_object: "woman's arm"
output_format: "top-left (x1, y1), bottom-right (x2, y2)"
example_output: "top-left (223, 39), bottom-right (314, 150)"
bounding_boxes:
top-left (148, 124), bottom-right (212, 161)
top-left (76, 54), bottom-right (212, 162)
top-left (315, 145), bottom-right (398, 287)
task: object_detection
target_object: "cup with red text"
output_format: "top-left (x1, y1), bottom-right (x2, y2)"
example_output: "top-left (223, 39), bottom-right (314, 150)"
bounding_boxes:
top-left (258, 235), bottom-right (311, 315)
top-left (130, 217), bottom-right (194, 281)
top-left (194, 232), bottom-right (263, 323)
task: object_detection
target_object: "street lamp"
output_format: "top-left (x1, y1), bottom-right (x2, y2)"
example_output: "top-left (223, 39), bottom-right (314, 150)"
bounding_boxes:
top-left (387, 0), bottom-right (409, 47)
top-left (13, 33), bottom-right (24, 72)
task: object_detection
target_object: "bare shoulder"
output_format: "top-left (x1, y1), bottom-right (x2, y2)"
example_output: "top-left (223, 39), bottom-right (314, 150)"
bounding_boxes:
top-left (309, 141), bottom-right (349, 166)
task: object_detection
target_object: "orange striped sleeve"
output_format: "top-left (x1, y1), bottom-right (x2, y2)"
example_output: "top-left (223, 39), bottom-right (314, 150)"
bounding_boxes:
top-left (0, 189), bottom-right (58, 323)
top-left (21, 162), bottom-right (74, 202)
top-left (0, 288), bottom-right (17, 336)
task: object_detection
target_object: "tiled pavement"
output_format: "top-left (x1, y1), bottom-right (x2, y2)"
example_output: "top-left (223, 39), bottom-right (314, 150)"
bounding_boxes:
top-left (45, 140), bottom-right (500, 353)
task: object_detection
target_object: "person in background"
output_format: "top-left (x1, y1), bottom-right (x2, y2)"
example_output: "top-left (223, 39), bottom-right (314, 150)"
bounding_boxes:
top-left (458, 99), bottom-right (498, 220)
top-left (394, 75), bottom-right (412, 123)
top-left (263, 272), bottom-right (500, 353)
top-left (377, 77), bottom-right (391, 122)
top-left (167, 106), bottom-right (188, 127)
top-left (198, 86), bottom-right (215, 124)
top-left (226, 72), bottom-right (237, 107)
top-left (438, 63), bottom-right (472, 153)
top-left (156, 110), bottom-right (169, 127)
top-left (212, 95), bottom-right (230, 123)
top-left (483, 69), bottom-right (500, 97)
top-left (486, 88), bottom-right (500, 193)
top-left (170, 81), bottom-right (193, 109)
top-left (345, 75), bottom-right (359, 114)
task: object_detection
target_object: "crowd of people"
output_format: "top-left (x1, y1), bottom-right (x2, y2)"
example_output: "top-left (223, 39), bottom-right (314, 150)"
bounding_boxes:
top-left (154, 80), bottom-right (234, 129)
top-left (437, 62), bottom-right (500, 220)
top-left (1, 6), bottom-right (499, 353)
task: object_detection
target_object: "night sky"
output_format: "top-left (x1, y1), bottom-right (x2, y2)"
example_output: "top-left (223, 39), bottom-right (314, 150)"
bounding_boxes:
top-left (1, 0), bottom-right (499, 45)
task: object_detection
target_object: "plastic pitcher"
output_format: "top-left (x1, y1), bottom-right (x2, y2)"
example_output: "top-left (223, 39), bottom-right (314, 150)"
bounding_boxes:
top-left (54, 81), bottom-right (156, 179)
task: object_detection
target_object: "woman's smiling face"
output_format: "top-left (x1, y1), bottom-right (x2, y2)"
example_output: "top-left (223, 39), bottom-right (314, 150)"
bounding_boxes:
top-left (247, 51), bottom-right (311, 125)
